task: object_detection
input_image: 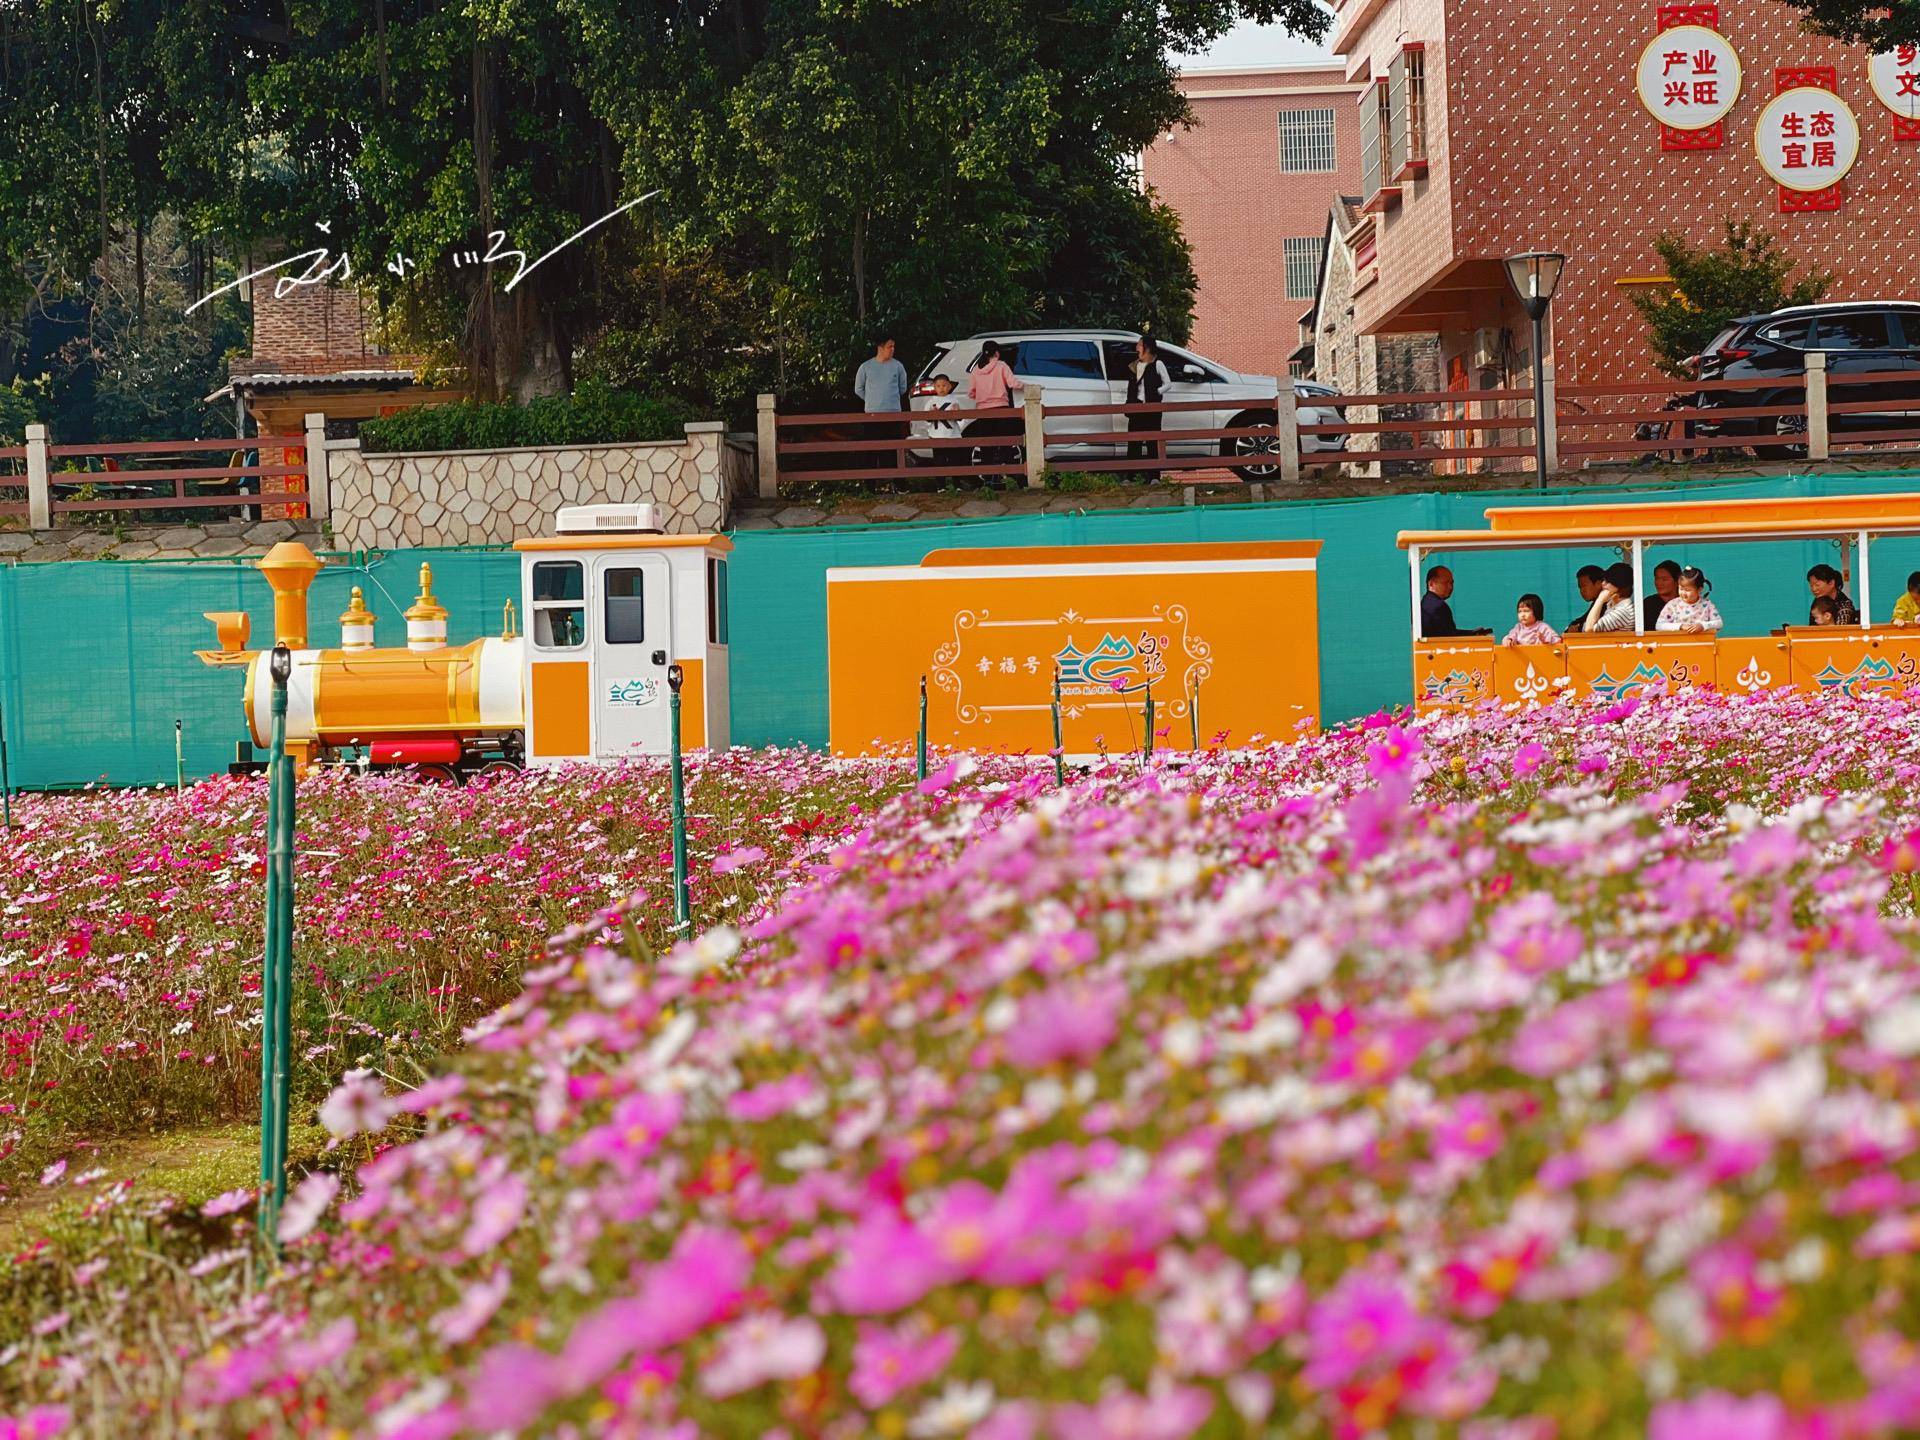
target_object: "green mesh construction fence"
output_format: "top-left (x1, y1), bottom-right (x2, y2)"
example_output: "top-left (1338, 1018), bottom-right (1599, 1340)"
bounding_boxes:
top-left (0, 548), bottom-right (519, 790)
top-left (6, 473), bottom-right (1920, 787)
top-left (725, 472), bottom-right (1920, 749)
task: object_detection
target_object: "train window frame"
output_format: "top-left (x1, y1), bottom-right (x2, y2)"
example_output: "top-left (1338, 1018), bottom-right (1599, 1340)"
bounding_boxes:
top-left (707, 558), bottom-right (729, 644)
top-left (531, 560), bottom-right (587, 650)
top-left (603, 567), bottom-right (647, 645)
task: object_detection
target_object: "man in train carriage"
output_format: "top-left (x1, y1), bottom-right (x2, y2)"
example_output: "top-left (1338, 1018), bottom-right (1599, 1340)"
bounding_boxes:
top-left (1580, 562), bottom-right (1639, 634)
top-left (1563, 565), bottom-right (1607, 634)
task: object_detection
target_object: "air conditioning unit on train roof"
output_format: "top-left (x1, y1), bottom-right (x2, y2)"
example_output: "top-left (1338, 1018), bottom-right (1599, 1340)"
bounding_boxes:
top-left (555, 503), bottom-right (663, 534)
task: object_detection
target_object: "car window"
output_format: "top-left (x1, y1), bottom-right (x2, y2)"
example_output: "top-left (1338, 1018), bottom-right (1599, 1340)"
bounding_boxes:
top-left (1161, 347), bottom-right (1222, 383)
top-left (1757, 320), bottom-right (1812, 348)
top-left (1016, 340), bottom-right (1103, 381)
top-left (915, 346), bottom-right (953, 383)
top-left (1102, 340), bottom-right (1140, 380)
top-left (965, 343), bottom-right (1017, 373)
top-left (1813, 313), bottom-right (1894, 351)
top-left (1890, 314), bottom-right (1920, 349)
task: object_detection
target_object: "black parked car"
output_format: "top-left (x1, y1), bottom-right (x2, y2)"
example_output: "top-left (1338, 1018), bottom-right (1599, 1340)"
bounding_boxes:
top-left (1689, 302), bottom-right (1920, 457)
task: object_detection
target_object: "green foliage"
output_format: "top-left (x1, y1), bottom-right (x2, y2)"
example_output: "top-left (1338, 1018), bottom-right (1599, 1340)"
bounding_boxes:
top-left (1630, 221), bottom-right (1833, 378)
top-left (1779, 0), bottom-right (1920, 47)
top-left (358, 377), bottom-right (692, 453)
top-left (0, 378), bottom-right (41, 445)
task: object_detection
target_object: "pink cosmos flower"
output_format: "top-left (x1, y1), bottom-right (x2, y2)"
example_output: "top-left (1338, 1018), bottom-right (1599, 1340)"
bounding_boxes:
top-left (1322, 1023), bottom-right (1430, 1088)
top-left (277, 1170), bottom-right (339, 1243)
top-left (821, 1211), bottom-right (949, 1315)
top-left (0, 1407), bottom-right (71, 1440)
top-left (1301, 1270), bottom-right (1440, 1391)
top-left (563, 1091), bottom-right (684, 1174)
top-left (1340, 776), bottom-right (1411, 862)
top-left (200, 1187), bottom-right (254, 1218)
top-left (431, 1267), bottom-right (511, 1346)
top-left (847, 1321), bottom-right (960, 1408)
top-left (462, 1344), bottom-right (559, 1433)
top-left (1365, 725), bottom-right (1422, 780)
top-left (462, 1172), bottom-right (528, 1257)
top-left (1004, 978), bottom-right (1123, 1069)
top-left (712, 845), bottom-right (767, 875)
top-left (1431, 1094), bottom-right (1504, 1163)
top-left (1882, 826), bottom-right (1920, 873)
top-left (318, 1071), bottom-right (396, 1139)
top-left (727, 1072), bottom-right (819, 1122)
top-left (1487, 893), bottom-right (1581, 976)
top-left (629, 1225), bottom-right (752, 1347)
top-left (1511, 741), bottom-right (1546, 777)
top-left (700, 1313), bottom-right (826, 1399)
top-left (38, 1161), bottom-right (65, 1187)
top-left (1648, 1391), bottom-right (1788, 1440)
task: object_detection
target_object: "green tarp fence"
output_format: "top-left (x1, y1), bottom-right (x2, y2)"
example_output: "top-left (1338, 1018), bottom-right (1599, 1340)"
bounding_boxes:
top-left (5, 473), bottom-right (1920, 786)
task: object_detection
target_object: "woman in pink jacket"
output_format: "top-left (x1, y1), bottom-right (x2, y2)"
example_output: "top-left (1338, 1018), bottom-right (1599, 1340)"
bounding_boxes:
top-left (966, 342), bottom-right (1024, 475)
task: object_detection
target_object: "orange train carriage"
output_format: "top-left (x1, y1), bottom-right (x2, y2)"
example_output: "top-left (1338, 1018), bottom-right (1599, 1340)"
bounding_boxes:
top-left (1399, 492), bottom-right (1920, 714)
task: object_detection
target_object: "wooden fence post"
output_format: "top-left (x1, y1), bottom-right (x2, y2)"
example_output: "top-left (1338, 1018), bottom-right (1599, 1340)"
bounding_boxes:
top-left (24, 424), bottom-right (50, 529)
top-left (756, 394), bottom-right (779, 500)
top-left (304, 412), bottom-right (330, 523)
top-left (1023, 385), bottom-right (1047, 489)
top-left (1804, 352), bottom-right (1830, 463)
top-left (1275, 386), bottom-right (1302, 486)
top-left (1539, 362), bottom-right (1561, 478)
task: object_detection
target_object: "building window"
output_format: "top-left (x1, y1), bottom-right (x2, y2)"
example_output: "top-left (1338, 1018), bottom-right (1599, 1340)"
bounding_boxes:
top-left (1284, 237), bottom-right (1325, 300)
top-left (1278, 107), bottom-right (1338, 172)
top-left (1359, 82), bottom-right (1395, 197)
top-left (1389, 46), bottom-right (1428, 176)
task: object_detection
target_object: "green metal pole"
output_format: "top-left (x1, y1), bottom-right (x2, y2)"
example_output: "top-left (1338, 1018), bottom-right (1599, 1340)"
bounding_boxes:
top-left (258, 645), bottom-right (292, 1253)
top-left (269, 677), bottom-right (294, 1205)
top-left (668, 665), bottom-right (690, 934)
top-left (1051, 667), bottom-right (1065, 787)
top-left (175, 719), bottom-right (185, 795)
top-left (0, 681), bottom-right (11, 834)
top-left (1144, 687), bottom-right (1155, 761)
top-left (916, 675), bottom-right (928, 782)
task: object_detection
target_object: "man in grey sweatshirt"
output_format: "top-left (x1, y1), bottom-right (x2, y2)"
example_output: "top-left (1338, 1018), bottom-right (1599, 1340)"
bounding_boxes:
top-left (853, 336), bottom-right (910, 470)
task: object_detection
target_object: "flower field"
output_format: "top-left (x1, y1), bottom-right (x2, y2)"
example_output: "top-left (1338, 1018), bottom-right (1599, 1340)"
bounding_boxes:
top-left (11, 687), bottom-right (1920, 1437)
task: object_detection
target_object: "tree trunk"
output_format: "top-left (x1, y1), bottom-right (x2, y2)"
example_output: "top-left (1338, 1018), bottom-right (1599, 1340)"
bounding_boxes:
top-left (134, 212), bottom-right (147, 331)
top-left (375, 0), bottom-right (391, 106)
top-left (852, 210), bottom-right (868, 323)
top-left (84, 0), bottom-right (109, 283)
top-left (469, 38), bottom-right (499, 401)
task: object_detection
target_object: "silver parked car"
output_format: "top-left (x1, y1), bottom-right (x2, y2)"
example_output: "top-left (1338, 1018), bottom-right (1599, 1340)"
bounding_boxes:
top-left (906, 329), bottom-right (1346, 481)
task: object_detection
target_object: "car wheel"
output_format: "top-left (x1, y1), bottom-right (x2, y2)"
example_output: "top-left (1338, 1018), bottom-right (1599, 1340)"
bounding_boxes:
top-left (1222, 410), bottom-right (1283, 481)
top-left (965, 421), bottom-right (1026, 478)
top-left (1754, 408), bottom-right (1808, 461)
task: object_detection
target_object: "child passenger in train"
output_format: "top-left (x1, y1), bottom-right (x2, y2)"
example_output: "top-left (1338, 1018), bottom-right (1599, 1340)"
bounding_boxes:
top-left (1656, 567), bottom-right (1723, 634)
top-left (1502, 594), bottom-right (1561, 647)
top-left (1811, 596), bottom-right (1839, 626)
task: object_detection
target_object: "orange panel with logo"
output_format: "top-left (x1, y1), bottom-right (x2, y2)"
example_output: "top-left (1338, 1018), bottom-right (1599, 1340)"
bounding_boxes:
top-left (1412, 640), bottom-right (1495, 713)
top-left (826, 543), bottom-right (1321, 753)
top-left (1780, 628), bottom-right (1920, 699)
top-left (1491, 643), bottom-right (1569, 708)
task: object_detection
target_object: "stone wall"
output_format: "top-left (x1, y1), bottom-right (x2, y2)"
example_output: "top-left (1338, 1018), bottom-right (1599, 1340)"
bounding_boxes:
top-left (0, 519), bottom-right (319, 564)
top-left (326, 421), bottom-right (728, 550)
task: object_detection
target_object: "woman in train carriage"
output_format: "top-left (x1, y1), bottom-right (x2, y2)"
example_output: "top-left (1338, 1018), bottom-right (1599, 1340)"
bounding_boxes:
top-left (1807, 564), bottom-right (1859, 627)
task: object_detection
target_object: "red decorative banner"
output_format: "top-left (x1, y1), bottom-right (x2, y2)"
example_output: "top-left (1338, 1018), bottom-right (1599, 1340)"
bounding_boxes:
top-left (1655, 5), bottom-right (1727, 149)
top-left (1775, 66), bottom-right (1844, 212)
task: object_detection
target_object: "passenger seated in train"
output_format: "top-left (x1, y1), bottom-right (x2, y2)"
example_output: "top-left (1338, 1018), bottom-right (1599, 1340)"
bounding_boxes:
top-left (1579, 563), bottom-right (1638, 634)
top-left (1503, 594), bottom-right (1559, 647)
top-left (1644, 559), bottom-right (1681, 632)
top-left (1654, 566), bottom-right (1723, 634)
top-left (1811, 596), bottom-right (1839, 626)
top-left (1893, 571), bottom-right (1920, 627)
top-left (1563, 565), bottom-right (1607, 634)
top-left (1807, 564), bottom-right (1859, 626)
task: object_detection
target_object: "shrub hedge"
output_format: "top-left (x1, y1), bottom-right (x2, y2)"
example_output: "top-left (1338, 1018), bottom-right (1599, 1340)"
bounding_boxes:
top-left (357, 378), bottom-right (693, 454)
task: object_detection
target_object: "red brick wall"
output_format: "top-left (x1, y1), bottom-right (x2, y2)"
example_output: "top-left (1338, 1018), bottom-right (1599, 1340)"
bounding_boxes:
top-left (247, 278), bottom-right (385, 370)
top-left (1337, 0), bottom-right (1920, 387)
top-left (1143, 66), bottom-right (1365, 379)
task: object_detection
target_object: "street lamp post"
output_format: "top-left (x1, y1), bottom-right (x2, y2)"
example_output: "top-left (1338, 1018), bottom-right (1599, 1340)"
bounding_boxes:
top-left (1504, 251), bottom-right (1567, 489)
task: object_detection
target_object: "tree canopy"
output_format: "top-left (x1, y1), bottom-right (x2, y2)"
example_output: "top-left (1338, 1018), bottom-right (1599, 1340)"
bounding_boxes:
top-left (1782, 0), bottom-right (1920, 48)
top-left (1630, 221), bottom-right (1832, 378)
top-left (1, 0), bottom-right (1328, 434)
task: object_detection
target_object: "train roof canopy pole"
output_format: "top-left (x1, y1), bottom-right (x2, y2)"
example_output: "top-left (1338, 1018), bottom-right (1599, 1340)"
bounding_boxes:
top-left (1408, 543), bottom-right (1422, 643)
top-left (1859, 529), bottom-right (1873, 630)
top-left (1632, 538), bottom-right (1645, 636)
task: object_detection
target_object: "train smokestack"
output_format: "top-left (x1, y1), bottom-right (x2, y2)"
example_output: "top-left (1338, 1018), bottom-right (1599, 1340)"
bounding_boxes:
top-left (406, 564), bottom-right (449, 652)
top-left (257, 542), bottom-right (322, 649)
top-left (339, 586), bottom-right (377, 651)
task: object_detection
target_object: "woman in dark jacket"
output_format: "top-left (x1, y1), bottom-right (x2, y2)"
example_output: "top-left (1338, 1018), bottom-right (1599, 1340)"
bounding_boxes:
top-left (1807, 564), bottom-right (1859, 625)
top-left (1126, 336), bottom-right (1171, 482)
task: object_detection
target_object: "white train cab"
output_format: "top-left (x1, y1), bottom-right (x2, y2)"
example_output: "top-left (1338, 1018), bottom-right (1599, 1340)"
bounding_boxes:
top-left (513, 504), bottom-right (731, 765)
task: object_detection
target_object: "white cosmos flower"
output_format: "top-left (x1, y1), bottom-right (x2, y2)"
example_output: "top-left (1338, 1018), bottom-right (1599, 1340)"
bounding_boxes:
top-left (908, 1381), bottom-right (995, 1438)
top-left (1866, 996), bottom-right (1920, 1057)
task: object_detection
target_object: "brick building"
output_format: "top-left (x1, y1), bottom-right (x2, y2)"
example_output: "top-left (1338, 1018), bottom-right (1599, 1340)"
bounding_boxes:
top-left (1142, 64), bottom-right (1365, 380)
top-left (1328, 0), bottom-right (1920, 393)
top-left (217, 275), bottom-right (458, 438)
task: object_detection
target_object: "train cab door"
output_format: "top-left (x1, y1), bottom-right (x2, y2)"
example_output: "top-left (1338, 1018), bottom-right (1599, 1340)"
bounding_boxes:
top-left (590, 554), bottom-right (675, 759)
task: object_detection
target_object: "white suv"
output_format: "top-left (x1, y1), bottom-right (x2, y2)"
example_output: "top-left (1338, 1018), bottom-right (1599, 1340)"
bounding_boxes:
top-left (907, 329), bottom-right (1345, 480)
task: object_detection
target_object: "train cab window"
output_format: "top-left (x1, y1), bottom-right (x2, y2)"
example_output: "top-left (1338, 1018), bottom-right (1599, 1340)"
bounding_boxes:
top-left (707, 558), bottom-right (729, 644)
top-left (603, 568), bottom-right (646, 644)
top-left (531, 561), bottom-right (586, 649)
